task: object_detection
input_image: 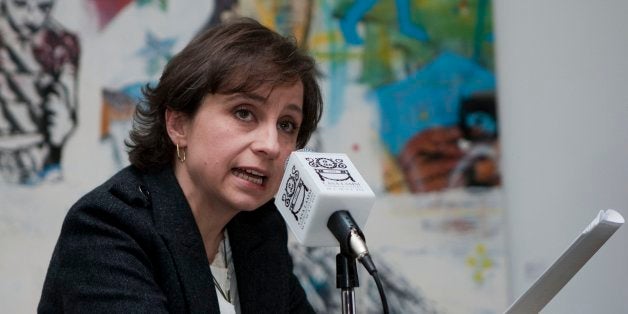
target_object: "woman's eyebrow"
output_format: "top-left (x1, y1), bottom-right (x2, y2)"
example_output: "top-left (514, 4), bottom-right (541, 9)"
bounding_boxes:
top-left (224, 93), bottom-right (303, 115)
top-left (224, 92), bottom-right (267, 103)
top-left (285, 103), bottom-right (303, 115)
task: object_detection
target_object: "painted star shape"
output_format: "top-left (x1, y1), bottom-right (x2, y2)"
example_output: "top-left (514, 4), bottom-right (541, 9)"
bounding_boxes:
top-left (137, 31), bottom-right (176, 76)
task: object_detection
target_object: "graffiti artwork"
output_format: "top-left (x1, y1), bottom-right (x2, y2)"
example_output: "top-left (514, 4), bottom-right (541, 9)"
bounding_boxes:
top-left (1, 1), bottom-right (508, 313)
top-left (0, 0), bottom-right (80, 184)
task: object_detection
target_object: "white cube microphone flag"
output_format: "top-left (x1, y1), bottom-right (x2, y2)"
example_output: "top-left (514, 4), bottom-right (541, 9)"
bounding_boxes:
top-left (275, 151), bottom-right (376, 247)
top-left (275, 151), bottom-right (391, 313)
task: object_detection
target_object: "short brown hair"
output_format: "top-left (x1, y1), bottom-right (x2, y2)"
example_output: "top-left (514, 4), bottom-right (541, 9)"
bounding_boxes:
top-left (127, 17), bottom-right (323, 170)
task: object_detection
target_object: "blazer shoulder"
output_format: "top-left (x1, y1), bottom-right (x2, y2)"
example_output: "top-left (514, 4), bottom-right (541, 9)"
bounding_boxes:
top-left (80, 166), bottom-right (150, 207)
top-left (65, 167), bottom-right (153, 227)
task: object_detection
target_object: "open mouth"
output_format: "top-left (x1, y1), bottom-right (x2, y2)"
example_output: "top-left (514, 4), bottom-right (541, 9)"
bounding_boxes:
top-left (232, 168), bottom-right (266, 186)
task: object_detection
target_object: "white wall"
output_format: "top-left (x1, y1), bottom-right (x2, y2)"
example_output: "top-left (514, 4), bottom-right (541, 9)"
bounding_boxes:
top-left (494, 1), bottom-right (628, 313)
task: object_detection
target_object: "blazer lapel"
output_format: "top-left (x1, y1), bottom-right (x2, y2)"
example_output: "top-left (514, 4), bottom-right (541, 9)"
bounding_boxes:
top-left (144, 167), bottom-right (220, 313)
top-left (228, 203), bottom-right (290, 313)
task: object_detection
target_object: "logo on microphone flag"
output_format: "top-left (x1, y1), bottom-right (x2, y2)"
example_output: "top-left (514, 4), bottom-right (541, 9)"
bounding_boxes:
top-left (305, 157), bottom-right (356, 183)
top-left (280, 165), bottom-right (315, 229)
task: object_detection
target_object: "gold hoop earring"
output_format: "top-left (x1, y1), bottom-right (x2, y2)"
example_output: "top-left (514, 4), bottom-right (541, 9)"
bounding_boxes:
top-left (176, 144), bottom-right (186, 163)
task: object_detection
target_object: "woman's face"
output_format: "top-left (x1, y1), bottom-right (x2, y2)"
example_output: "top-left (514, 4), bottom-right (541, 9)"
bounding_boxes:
top-left (4, 0), bottom-right (54, 39)
top-left (171, 81), bottom-right (304, 213)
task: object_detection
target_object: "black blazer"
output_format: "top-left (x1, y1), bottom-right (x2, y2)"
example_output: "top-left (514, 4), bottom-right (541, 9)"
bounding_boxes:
top-left (38, 166), bottom-right (314, 313)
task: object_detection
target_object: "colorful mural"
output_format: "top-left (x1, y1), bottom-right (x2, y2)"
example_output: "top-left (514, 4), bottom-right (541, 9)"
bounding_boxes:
top-left (0, 0), bottom-right (80, 184)
top-left (1, 1), bottom-right (507, 313)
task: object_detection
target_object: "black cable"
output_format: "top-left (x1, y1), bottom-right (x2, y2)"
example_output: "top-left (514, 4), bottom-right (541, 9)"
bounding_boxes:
top-left (372, 271), bottom-right (389, 314)
top-left (357, 250), bottom-right (389, 313)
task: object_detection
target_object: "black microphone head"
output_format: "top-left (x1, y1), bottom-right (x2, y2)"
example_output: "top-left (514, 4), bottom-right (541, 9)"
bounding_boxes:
top-left (327, 210), bottom-right (364, 253)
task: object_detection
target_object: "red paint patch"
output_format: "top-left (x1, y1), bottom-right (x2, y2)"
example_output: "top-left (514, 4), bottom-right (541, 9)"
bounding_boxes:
top-left (88, 0), bottom-right (134, 30)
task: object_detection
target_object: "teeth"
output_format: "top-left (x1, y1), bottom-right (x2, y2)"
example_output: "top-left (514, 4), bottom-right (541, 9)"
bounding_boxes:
top-left (244, 169), bottom-right (265, 176)
top-left (233, 168), bottom-right (264, 185)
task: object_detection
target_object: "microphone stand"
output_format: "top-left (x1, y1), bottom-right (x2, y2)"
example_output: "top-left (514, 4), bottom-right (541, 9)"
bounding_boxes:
top-left (336, 252), bottom-right (359, 314)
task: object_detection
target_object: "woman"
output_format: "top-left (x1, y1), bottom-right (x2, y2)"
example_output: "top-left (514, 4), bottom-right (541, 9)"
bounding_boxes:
top-left (38, 17), bottom-right (322, 313)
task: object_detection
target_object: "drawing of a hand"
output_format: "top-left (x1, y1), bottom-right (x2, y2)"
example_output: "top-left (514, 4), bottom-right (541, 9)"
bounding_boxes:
top-left (398, 127), bottom-right (464, 193)
top-left (43, 82), bottom-right (75, 146)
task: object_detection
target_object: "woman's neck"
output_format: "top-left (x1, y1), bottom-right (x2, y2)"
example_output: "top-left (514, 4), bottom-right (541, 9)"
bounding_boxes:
top-left (174, 165), bottom-right (238, 263)
top-left (192, 203), bottom-right (237, 262)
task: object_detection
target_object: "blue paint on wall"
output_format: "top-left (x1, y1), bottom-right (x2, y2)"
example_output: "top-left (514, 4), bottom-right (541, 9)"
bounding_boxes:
top-left (376, 51), bottom-right (495, 155)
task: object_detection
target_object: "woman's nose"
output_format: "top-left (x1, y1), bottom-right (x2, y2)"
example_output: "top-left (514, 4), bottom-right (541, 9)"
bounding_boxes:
top-left (251, 123), bottom-right (281, 159)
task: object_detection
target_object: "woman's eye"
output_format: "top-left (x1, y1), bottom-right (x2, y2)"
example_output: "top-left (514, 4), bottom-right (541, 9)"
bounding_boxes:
top-left (234, 108), bottom-right (253, 121)
top-left (278, 120), bottom-right (298, 134)
top-left (39, 3), bottom-right (53, 12)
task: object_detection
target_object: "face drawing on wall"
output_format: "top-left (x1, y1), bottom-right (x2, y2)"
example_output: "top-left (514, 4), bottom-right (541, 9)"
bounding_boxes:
top-left (3, 0), bottom-right (55, 40)
top-left (0, 0), bottom-right (80, 184)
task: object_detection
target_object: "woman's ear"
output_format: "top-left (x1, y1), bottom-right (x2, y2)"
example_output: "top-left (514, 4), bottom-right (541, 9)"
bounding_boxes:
top-left (165, 108), bottom-right (189, 146)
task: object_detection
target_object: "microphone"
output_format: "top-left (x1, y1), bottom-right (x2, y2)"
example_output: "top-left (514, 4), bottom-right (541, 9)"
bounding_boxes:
top-left (274, 151), bottom-right (377, 273)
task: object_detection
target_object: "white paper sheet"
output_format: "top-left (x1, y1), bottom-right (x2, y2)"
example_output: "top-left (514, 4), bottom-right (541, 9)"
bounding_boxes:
top-left (505, 209), bottom-right (624, 314)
